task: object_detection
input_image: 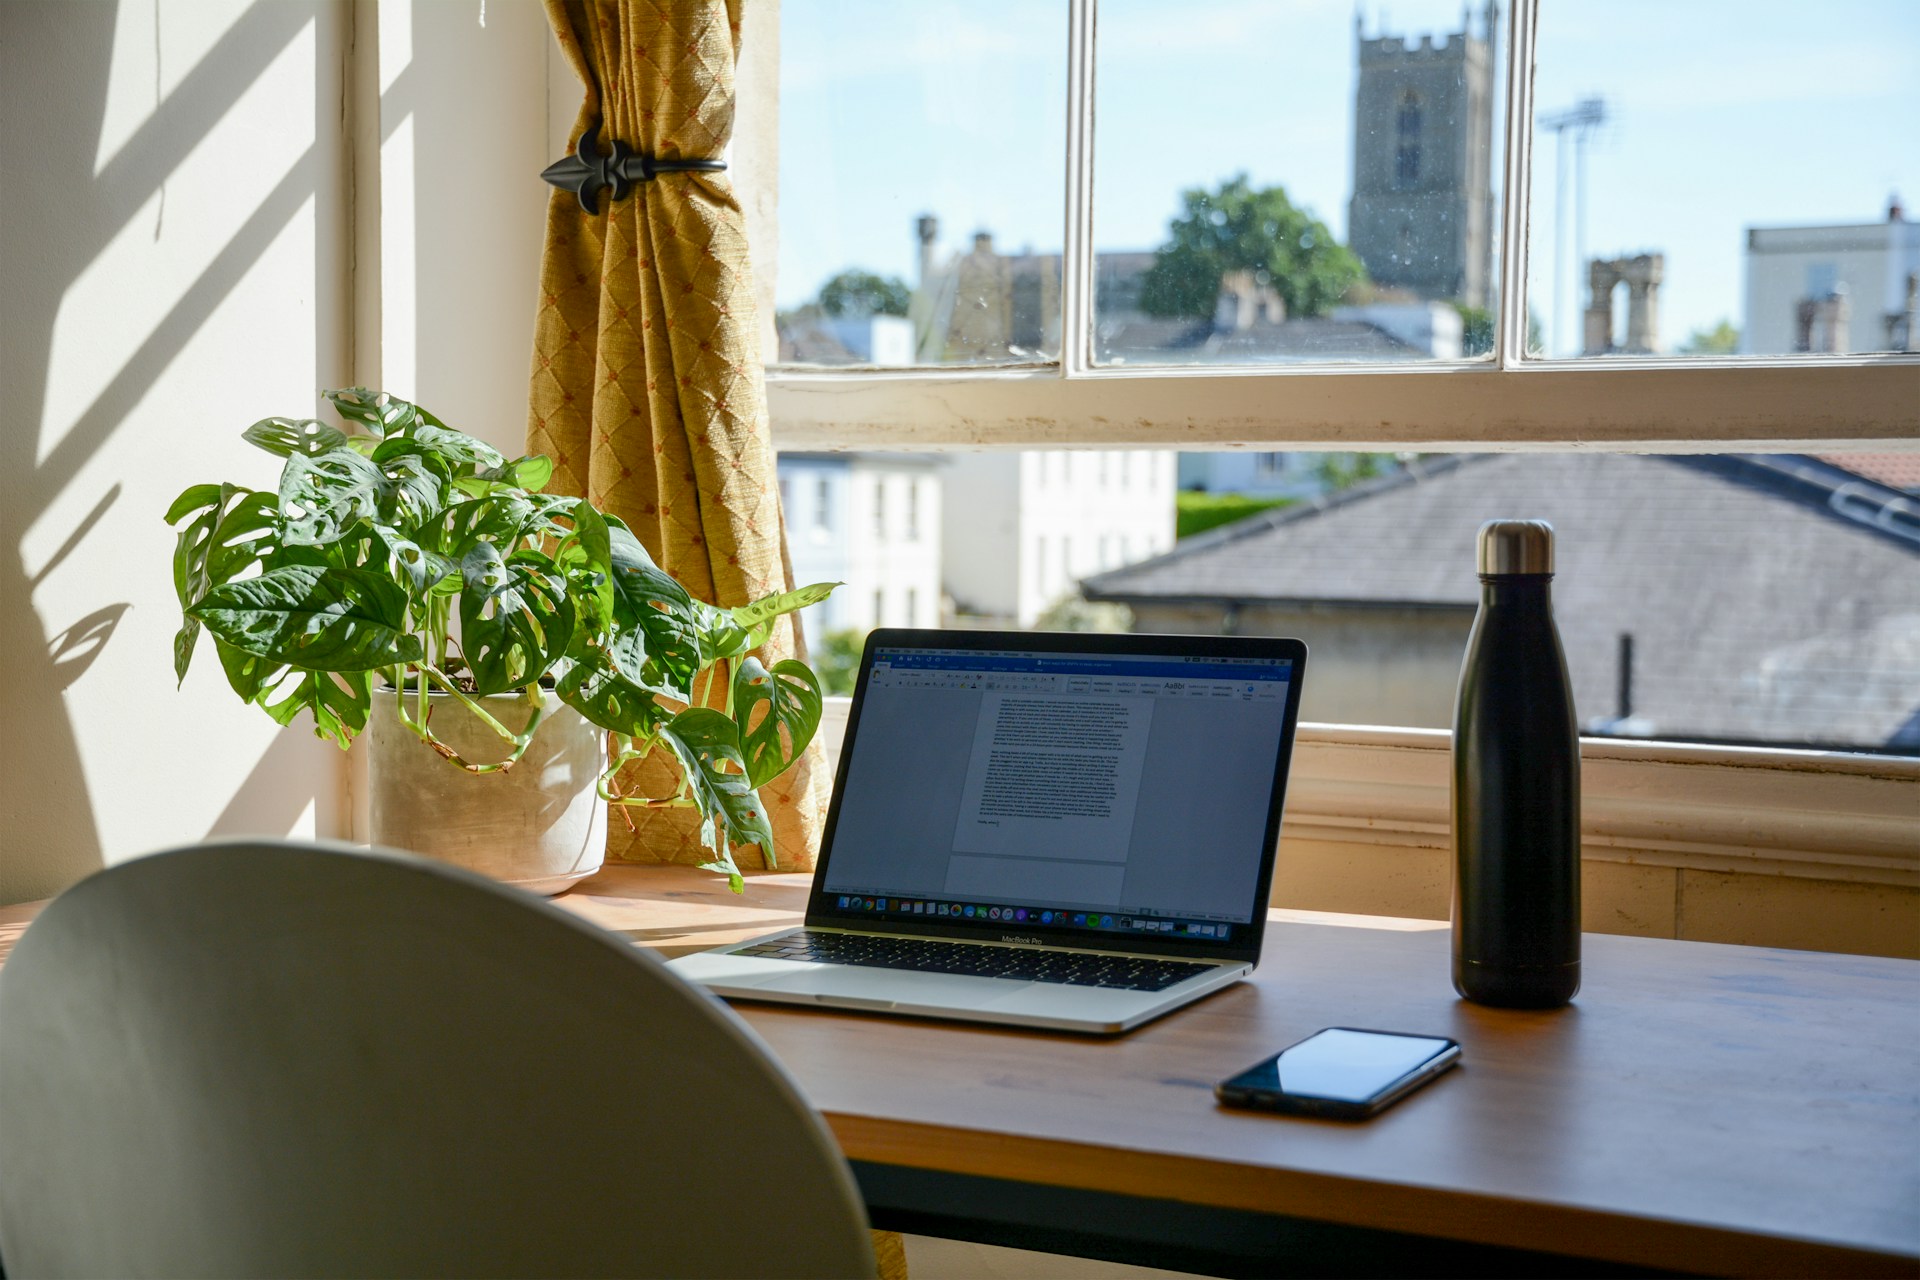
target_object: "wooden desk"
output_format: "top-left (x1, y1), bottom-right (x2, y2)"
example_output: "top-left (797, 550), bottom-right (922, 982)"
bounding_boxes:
top-left (5, 866), bottom-right (1916, 1277)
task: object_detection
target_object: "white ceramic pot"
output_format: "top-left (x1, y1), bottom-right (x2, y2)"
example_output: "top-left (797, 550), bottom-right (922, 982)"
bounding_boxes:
top-left (368, 690), bottom-right (607, 895)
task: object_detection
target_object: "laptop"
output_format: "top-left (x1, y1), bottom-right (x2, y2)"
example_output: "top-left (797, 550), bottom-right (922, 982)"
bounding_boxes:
top-left (668, 628), bottom-right (1308, 1034)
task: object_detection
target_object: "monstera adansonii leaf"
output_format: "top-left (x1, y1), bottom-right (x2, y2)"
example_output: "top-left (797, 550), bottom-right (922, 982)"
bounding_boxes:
top-left (458, 541), bottom-right (575, 695)
top-left (660, 707), bottom-right (777, 859)
top-left (190, 564), bottom-right (422, 672)
top-left (732, 656), bottom-right (824, 788)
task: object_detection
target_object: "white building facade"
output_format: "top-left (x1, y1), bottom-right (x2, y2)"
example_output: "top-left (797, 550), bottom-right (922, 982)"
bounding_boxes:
top-left (777, 454), bottom-right (943, 640)
top-left (1745, 201), bottom-right (1920, 355)
top-left (941, 450), bottom-right (1177, 626)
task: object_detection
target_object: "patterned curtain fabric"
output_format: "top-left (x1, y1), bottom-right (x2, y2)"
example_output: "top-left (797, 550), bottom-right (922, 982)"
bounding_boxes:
top-left (529, 0), bottom-right (826, 875)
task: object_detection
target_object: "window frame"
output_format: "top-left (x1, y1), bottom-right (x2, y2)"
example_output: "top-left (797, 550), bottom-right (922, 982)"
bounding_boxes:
top-left (757, 0), bottom-right (1920, 877)
top-left (763, 0), bottom-right (1918, 450)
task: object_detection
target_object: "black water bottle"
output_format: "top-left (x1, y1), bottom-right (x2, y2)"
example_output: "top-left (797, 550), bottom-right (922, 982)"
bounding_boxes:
top-left (1452, 519), bottom-right (1580, 1008)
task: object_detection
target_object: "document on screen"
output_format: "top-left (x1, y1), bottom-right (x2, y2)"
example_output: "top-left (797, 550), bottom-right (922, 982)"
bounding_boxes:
top-left (950, 693), bottom-right (1155, 861)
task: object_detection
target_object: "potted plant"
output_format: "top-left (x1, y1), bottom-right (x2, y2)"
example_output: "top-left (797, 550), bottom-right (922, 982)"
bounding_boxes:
top-left (168, 388), bottom-right (834, 894)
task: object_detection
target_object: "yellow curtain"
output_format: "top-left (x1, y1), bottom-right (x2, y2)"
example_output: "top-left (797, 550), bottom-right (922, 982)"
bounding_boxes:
top-left (528, 0), bottom-right (826, 875)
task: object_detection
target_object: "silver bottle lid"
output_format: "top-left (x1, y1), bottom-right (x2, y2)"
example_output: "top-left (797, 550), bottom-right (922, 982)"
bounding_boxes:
top-left (1477, 519), bottom-right (1555, 575)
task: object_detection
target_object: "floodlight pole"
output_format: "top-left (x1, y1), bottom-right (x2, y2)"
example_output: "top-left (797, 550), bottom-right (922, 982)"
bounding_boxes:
top-left (1538, 96), bottom-right (1608, 355)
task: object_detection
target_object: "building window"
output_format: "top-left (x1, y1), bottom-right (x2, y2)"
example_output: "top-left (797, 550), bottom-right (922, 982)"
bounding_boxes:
top-left (1394, 143), bottom-right (1420, 186)
top-left (906, 480), bottom-right (920, 540)
top-left (905, 586), bottom-right (919, 624)
top-left (873, 480), bottom-right (886, 539)
top-left (1397, 90), bottom-right (1422, 138)
top-left (813, 477), bottom-right (830, 532)
top-left (872, 588), bottom-right (885, 626)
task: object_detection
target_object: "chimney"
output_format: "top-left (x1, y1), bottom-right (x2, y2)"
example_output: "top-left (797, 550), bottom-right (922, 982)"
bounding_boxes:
top-left (915, 214), bottom-right (939, 284)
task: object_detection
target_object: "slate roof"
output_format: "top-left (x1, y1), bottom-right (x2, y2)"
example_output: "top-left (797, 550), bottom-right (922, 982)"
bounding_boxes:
top-left (1083, 453), bottom-right (1920, 750)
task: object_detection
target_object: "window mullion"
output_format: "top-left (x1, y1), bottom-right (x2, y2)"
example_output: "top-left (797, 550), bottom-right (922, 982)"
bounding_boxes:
top-left (1061, 0), bottom-right (1097, 378)
top-left (1495, 0), bottom-right (1539, 370)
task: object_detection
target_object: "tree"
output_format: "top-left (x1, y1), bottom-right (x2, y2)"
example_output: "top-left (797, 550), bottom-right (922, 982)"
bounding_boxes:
top-left (1680, 319), bottom-right (1740, 355)
top-left (1454, 304), bottom-right (1495, 357)
top-left (1314, 452), bottom-right (1396, 492)
top-left (817, 269), bottom-right (911, 318)
top-left (1453, 304), bottom-right (1546, 357)
top-left (1139, 175), bottom-right (1365, 321)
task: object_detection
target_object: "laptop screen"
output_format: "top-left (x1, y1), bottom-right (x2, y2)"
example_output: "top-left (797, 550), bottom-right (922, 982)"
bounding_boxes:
top-left (811, 632), bottom-right (1305, 956)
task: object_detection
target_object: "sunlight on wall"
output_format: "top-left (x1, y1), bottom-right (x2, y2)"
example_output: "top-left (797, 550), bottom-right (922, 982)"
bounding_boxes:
top-left (1, 2), bottom-right (347, 902)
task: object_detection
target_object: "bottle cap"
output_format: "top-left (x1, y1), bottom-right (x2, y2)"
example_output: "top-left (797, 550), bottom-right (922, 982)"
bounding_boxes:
top-left (1477, 519), bottom-right (1554, 575)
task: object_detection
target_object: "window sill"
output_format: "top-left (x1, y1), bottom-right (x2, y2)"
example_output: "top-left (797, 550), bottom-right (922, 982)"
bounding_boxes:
top-left (816, 698), bottom-right (1920, 893)
top-left (769, 361), bottom-right (1920, 451)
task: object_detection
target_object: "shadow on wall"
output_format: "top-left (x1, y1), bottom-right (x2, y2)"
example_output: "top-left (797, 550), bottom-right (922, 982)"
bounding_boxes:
top-left (0, 2), bottom-right (327, 902)
top-left (204, 733), bottom-right (333, 842)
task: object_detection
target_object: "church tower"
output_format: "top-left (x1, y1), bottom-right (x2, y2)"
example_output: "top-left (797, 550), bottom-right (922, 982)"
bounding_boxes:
top-left (1348, 4), bottom-right (1498, 308)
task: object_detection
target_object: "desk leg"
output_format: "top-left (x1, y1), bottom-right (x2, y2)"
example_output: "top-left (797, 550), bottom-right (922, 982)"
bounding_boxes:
top-left (849, 1163), bottom-right (1688, 1280)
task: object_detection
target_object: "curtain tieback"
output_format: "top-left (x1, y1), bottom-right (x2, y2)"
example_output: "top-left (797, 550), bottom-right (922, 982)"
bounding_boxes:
top-left (540, 121), bottom-right (727, 215)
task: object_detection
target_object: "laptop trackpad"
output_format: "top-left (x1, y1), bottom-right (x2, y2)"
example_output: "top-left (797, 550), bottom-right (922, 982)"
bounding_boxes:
top-left (756, 967), bottom-right (1024, 1006)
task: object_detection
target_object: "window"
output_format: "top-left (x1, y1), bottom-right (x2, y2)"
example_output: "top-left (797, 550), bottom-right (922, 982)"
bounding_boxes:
top-left (906, 480), bottom-right (920, 541)
top-left (873, 480), bottom-right (886, 539)
top-left (813, 477), bottom-right (831, 532)
top-left (1394, 91), bottom-right (1423, 188)
top-left (759, 1), bottom-right (1919, 836)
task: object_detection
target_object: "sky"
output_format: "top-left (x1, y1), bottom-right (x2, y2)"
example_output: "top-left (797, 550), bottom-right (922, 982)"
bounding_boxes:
top-left (776, 0), bottom-right (1920, 356)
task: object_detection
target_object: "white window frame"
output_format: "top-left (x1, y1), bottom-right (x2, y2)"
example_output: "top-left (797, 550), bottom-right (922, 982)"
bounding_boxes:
top-left (765, 0), bottom-right (1916, 451)
top-left (761, 0), bottom-right (1920, 898)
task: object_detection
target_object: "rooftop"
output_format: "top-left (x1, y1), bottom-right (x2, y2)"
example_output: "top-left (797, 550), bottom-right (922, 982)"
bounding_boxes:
top-left (1085, 453), bottom-right (1920, 750)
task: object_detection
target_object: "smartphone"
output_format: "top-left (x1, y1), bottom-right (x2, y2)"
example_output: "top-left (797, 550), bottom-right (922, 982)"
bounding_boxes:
top-left (1215, 1027), bottom-right (1461, 1120)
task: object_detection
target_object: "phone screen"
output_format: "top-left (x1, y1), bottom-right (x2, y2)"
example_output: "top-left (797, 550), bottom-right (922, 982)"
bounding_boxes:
top-left (1221, 1028), bottom-right (1457, 1107)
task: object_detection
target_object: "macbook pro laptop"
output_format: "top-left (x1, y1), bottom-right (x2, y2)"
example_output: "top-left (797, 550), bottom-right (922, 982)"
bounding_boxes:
top-left (668, 629), bottom-right (1308, 1034)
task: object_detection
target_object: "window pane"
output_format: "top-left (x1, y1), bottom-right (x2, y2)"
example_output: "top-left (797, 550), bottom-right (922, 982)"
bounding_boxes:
top-left (1529, 0), bottom-right (1920, 358)
top-left (1092, 0), bottom-right (1505, 366)
top-left (780, 447), bottom-right (1919, 755)
top-left (774, 2), bottom-right (1066, 368)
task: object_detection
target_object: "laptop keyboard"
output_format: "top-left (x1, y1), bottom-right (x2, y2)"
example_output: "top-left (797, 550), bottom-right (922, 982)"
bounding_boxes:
top-left (732, 931), bottom-right (1216, 992)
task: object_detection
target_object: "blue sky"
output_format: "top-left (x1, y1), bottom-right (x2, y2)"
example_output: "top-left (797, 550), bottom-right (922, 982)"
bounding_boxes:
top-left (777, 0), bottom-right (1920, 353)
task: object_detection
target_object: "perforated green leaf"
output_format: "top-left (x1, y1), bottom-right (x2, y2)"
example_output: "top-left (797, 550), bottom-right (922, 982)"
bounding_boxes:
top-left (375, 423), bottom-right (505, 474)
top-left (373, 524), bottom-right (455, 599)
top-left (191, 564), bottom-right (421, 672)
top-left (373, 450), bottom-right (448, 532)
top-left (168, 483), bottom-right (245, 684)
top-left (554, 500), bottom-right (614, 633)
top-left (322, 387), bottom-right (427, 439)
top-left (555, 644), bottom-right (669, 739)
top-left (257, 664), bottom-right (373, 748)
top-left (605, 521), bottom-right (701, 699)
top-left (279, 449), bottom-right (388, 546)
top-left (660, 708), bottom-right (776, 859)
top-left (729, 582), bottom-right (840, 650)
top-left (434, 494), bottom-right (537, 560)
top-left (243, 417), bottom-right (350, 458)
top-left (732, 657), bottom-right (823, 789)
top-left (458, 542), bottom-right (574, 694)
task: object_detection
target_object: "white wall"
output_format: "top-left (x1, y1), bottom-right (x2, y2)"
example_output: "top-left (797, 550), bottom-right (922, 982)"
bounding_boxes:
top-left (942, 451), bottom-right (1175, 626)
top-left (780, 456), bottom-right (852, 633)
top-left (1, 1), bottom-right (348, 903)
top-left (376, 0), bottom-right (550, 455)
top-left (0, 2), bottom-right (553, 904)
top-left (939, 451), bottom-right (1023, 617)
top-left (851, 464), bottom-right (941, 628)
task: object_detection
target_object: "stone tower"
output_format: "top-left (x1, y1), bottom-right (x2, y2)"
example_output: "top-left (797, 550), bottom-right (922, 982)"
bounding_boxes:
top-left (1348, 4), bottom-right (1498, 308)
